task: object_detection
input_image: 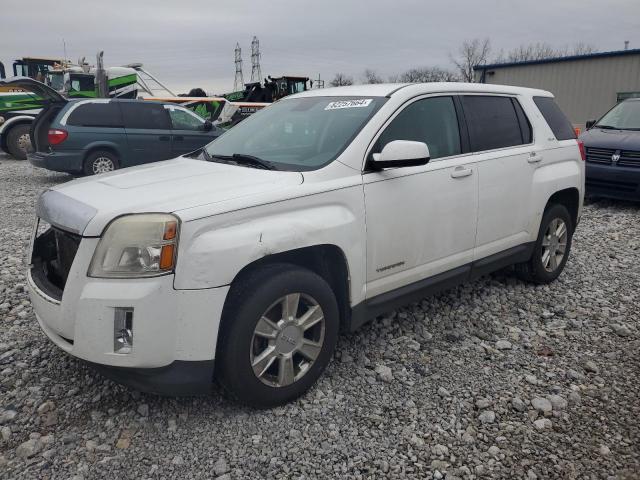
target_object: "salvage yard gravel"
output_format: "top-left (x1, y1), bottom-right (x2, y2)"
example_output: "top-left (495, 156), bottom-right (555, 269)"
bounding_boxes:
top-left (1, 156), bottom-right (639, 479)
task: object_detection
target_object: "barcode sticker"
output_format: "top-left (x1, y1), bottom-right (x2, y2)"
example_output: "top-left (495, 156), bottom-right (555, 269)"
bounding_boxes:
top-left (325, 99), bottom-right (373, 110)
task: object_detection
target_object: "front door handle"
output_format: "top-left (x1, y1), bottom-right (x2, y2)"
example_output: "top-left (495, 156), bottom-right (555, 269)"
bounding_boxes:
top-left (173, 135), bottom-right (184, 141)
top-left (159, 135), bottom-right (170, 141)
top-left (528, 152), bottom-right (543, 163)
top-left (451, 166), bottom-right (473, 178)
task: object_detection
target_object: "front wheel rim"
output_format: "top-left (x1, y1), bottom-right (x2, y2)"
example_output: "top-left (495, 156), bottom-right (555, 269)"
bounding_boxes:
top-left (92, 157), bottom-right (115, 174)
top-left (250, 293), bottom-right (325, 388)
top-left (541, 218), bottom-right (568, 272)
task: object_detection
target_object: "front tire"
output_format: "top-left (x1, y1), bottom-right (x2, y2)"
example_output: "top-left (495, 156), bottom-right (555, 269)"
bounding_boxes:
top-left (516, 204), bottom-right (573, 284)
top-left (83, 150), bottom-right (119, 175)
top-left (216, 264), bottom-right (339, 407)
top-left (6, 124), bottom-right (32, 160)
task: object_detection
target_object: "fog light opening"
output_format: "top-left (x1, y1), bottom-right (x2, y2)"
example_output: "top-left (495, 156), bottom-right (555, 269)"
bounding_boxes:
top-left (114, 307), bottom-right (134, 354)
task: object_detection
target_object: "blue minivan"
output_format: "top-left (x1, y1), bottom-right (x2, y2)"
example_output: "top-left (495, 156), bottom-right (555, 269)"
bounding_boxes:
top-left (2, 78), bottom-right (222, 175)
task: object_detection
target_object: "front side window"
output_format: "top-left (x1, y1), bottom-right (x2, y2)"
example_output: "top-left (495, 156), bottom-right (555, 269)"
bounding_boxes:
top-left (375, 96), bottom-right (461, 160)
top-left (167, 106), bottom-right (205, 130)
top-left (461, 95), bottom-right (527, 151)
top-left (595, 100), bottom-right (640, 131)
top-left (204, 96), bottom-right (386, 171)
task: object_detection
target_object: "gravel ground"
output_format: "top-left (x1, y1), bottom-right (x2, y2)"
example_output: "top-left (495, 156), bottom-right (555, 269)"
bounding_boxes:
top-left (1, 155), bottom-right (639, 480)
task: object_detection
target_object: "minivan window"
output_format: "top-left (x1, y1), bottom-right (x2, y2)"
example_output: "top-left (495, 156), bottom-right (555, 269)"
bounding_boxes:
top-left (461, 95), bottom-right (526, 151)
top-left (67, 102), bottom-right (123, 128)
top-left (375, 96), bottom-right (461, 160)
top-left (204, 96), bottom-right (386, 171)
top-left (533, 97), bottom-right (576, 140)
top-left (168, 106), bottom-right (205, 130)
top-left (119, 102), bottom-right (171, 130)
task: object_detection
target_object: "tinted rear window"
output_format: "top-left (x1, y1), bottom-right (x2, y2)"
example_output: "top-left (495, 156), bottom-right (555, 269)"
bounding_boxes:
top-left (67, 102), bottom-right (123, 128)
top-left (461, 96), bottom-right (526, 151)
top-left (119, 102), bottom-right (170, 130)
top-left (533, 97), bottom-right (576, 140)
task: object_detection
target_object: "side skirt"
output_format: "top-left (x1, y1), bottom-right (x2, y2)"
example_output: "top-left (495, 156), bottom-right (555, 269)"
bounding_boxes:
top-left (348, 242), bottom-right (534, 332)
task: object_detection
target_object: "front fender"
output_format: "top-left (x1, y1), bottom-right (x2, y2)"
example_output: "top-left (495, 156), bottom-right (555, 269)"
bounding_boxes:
top-left (173, 187), bottom-right (366, 304)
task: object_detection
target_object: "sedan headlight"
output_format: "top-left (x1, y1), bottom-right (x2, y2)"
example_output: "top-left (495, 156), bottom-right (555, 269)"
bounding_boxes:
top-left (88, 213), bottom-right (179, 278)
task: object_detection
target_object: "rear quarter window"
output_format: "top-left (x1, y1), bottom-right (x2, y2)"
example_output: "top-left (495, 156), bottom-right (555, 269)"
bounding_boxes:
top-left (67, 102), bottom-right (123, 128)
top-left (533, 97), bottom-right (576, 140)
top-left (460, 95), bottom-right (528, 151)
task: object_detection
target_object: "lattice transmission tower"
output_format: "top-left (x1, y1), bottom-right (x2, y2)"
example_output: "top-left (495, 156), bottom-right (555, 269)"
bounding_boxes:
top-left (250, 36), bottom-right (262, 83)
top-left (233, 43), bottom-right (244, 91)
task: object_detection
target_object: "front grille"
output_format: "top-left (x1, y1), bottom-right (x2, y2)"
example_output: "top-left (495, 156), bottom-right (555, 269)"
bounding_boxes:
top-left (618, 150), bottom-right (640, 168)
top-left (585, 147), bottom-right (615, 165)
top-left (586, 147), bottom-right (640, 168)
top-left (30, 225), bottom-right (81, 301)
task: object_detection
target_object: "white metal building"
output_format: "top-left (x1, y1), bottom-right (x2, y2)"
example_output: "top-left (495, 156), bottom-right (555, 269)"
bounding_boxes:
top-left (474, 49), bottom-right (640, 131)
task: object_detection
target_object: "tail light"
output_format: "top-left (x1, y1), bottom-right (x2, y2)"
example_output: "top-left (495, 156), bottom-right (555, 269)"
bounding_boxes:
top-left (577, 140), bottom-right (586, 161)
top-left (48, 129), bottom-right (68, 145)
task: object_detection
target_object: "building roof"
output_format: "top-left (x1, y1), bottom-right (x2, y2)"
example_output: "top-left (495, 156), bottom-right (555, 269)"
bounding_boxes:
top-left (474, 48), bottom-right (640, 71)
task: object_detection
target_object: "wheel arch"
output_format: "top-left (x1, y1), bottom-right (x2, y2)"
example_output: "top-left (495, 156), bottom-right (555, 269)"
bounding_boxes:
top-left (225, 244), bottom-right (352, 330)
top-left (83, 143), bottom-right (122, 164)
top-left (545, 187), bottom-right (580, 230)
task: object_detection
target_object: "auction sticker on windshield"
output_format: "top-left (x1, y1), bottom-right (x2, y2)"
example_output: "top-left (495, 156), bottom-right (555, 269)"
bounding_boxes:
top-left (325, 99), bottom-right (373, 110)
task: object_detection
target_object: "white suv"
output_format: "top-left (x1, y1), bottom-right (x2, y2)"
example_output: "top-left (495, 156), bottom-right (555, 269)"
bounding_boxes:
top-left (27, 83), bottom-right (584, 406)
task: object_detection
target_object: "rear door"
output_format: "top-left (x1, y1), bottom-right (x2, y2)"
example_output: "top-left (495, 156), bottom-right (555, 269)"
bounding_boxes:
top-left (165, 104), bottom-right (219, 156)
top-left (459, 95), bottom-right (537, 260)
top-left (119, 101), bottom-right (173, 165)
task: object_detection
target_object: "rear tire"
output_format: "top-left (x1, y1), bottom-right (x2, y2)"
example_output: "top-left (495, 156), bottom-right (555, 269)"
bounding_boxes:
top-left (516, 204), bottom-right (573, 284)
top-left (83, 150), bottom-right (119, 176)
top-left (216, 263), bottom-right (339, 408)
top-left (6, 124), bottom-right (32, 160)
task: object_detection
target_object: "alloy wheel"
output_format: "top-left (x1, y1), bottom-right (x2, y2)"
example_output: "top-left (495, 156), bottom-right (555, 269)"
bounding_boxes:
top-left (541, 218), bottom-right (568, 272)
top-left (250, 293), bottom-right (325, 388)
top-left (92, 157), bottom-right (115, 174)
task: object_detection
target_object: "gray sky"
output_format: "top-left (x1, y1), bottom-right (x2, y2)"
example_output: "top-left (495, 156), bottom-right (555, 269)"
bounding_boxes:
top-left (2, 0), bottom-right (639, 94)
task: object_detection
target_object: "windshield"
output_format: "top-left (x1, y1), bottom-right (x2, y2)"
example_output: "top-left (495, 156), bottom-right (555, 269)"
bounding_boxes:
top-left (204, 96), bottom-right (386, 171)
top-left (596, 101), bottom-right (640, 130)
top-left (46, 72), bottom-right (64, 91)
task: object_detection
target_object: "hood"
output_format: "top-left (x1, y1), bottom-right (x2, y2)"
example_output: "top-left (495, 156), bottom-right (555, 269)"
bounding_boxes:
top-left (579, 127), bottom-right (640, 151)
top-left (40, 158), bottom-right (303, 236)
top-left (0, 77), bottom-right (67, 103)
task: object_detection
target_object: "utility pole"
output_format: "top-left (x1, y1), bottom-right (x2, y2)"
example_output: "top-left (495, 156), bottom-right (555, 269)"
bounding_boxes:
top-left (315, 73), bottom-right (325, 89)
top-left (234, 43), bottom-right (244, 92)
top-left (250, 36), bottom-right (262, 83)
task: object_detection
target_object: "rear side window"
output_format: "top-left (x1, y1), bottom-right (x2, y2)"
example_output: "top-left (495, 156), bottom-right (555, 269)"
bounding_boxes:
top-left (119, 102), bottom-right (171, 130)
top-left (533, 97), bottom-right (576, 140)
top-left (461, 96), bottom-right (527, 151)
top-left (67, 103), bottom-right (123, 128)
top-left (375, 96), bottom-right (461, 159)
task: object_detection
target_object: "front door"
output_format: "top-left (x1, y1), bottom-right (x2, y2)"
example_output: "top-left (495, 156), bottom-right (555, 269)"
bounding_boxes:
top-left (165, 105), bottom-right (219, 156)
top-left (363, 96), bottom-right (479, 299)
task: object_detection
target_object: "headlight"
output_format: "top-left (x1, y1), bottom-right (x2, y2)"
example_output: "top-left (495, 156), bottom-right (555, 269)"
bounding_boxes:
top-left (88, 213), bottom-right (179, 278)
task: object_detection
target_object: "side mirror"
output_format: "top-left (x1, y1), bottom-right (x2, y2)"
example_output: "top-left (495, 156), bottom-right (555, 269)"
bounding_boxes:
top-left (202, 120), bottom-right (213, 131)
top-left (585, 120), bottom-right (596, 130)
top-left (371, 140), bottom-right (430, 169)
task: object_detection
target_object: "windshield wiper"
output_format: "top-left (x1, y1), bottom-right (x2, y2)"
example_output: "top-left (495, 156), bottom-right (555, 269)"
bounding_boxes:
top-left (208, 153), bottom-right (276, 170)
top-left (595, 124), bottom-right (619, 130)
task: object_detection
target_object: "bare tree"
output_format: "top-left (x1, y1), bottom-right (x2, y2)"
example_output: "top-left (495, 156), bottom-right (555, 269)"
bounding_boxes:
top-left (362, 69), bottom-right (384, 84)
top-left (398, 67), bottom-right (459, 83)
top-left (329, 73), bottom-right (354, 87)
top-left (451, 38), bottom-right (491, 82)
top-left (494, 42), bottom-right (598, 63)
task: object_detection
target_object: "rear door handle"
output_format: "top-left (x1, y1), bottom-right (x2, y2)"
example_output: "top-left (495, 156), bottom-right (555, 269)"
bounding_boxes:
top-left (159, 136), bottom-right (170, 141)
top-left (528, 152), bottom-right (543, 163)
top-left (451, 166), bottom-right (473, 178)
